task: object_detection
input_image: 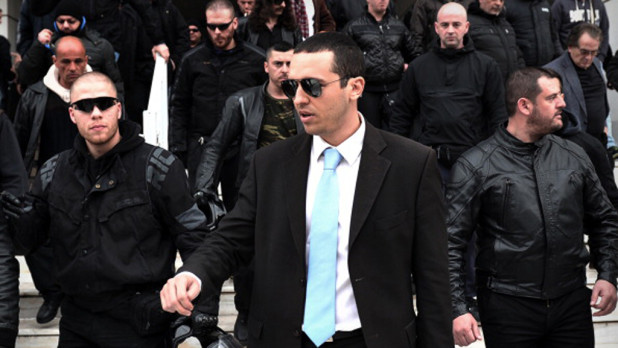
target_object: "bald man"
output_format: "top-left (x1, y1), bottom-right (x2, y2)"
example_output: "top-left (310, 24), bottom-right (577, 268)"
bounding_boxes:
top-left (13, 35), bottom-right (92, 324)
top-left (4, 71), bottom-right (209, 345)
top-left (390, 1), bottom-right (506, 323)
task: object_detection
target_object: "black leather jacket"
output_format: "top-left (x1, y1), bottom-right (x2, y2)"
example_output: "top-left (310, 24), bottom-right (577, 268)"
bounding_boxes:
top-left (0, 113), bottom-right (25, 348)
top-left (194, 83), bottom-right (304, 194)
top-left (467, 1), bottom-right (524, 81)
top-left (12, 121), bottom-right (209, 312)
top-left (343, 9), bottom-right (416, 92)
top-left (169, 38), bottom-right (266, 156)
top-left (447, 126), bottom-right (618, 318)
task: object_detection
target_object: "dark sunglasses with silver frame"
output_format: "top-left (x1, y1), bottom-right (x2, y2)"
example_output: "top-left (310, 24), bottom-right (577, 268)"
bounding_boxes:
top-left (70, 97), bottom-right (120, 113)
top-left (281, 77), bottom-right (349, 99)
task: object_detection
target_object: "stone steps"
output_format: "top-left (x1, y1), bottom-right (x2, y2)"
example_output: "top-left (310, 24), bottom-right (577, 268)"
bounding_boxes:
top-left (16, 257), bottom-right (618, 347)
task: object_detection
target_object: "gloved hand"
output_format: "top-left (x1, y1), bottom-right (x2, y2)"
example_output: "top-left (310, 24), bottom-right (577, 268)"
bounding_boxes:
top-left (194, 189), bottom-right (226, 232)
top-left (1, 191), bottom-right (32, 220)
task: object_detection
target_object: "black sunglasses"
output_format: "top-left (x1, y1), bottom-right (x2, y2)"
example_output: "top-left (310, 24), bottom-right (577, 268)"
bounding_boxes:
top-left (281, 77), bottom-right (348, 99)
top-left (273, 0), bottom-right (285, 5)
top-left (70, 97), bottom-right (119, 113)
top-left (205, 20), bottom-right (234, 31)
top-left (188, 28), bottom-right (200, 33)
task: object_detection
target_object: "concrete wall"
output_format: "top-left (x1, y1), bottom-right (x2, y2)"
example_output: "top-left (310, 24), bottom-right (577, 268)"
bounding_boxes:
top-left (0, 0), bottom-right (21, 51)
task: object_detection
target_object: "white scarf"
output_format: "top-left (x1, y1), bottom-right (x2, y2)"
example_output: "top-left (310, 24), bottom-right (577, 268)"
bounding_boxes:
top-left (43, 63), bottom-right (93, 103)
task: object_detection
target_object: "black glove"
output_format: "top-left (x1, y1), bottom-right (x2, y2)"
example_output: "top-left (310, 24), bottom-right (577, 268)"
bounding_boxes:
top-left (171, 312), bottom-right (219, 347)
top-left (194, 190), bottom-right (226, 232)
top-left (1, 191), bottom-right (32, 220)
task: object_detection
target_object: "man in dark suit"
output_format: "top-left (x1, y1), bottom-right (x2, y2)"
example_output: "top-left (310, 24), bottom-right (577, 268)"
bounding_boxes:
top-left (160, 32), bottom-right (452, 348)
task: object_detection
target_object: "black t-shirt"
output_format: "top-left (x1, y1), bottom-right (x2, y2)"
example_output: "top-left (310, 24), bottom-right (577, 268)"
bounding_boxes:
top-left (256, 24), bottom-right (284, 52)
top-left (39, 91), bottom-right (77, 165)
top-left (575, 63), bottom-right (608, 143)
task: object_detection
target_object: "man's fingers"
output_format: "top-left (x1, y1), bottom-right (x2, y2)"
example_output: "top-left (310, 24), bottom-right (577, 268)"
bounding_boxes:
top-left (161, 277), bottom-right (194, 316)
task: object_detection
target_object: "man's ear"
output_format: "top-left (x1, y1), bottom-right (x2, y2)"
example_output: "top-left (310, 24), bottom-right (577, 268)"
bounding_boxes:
top-left (68, 107), bottom-right (77, 124)
top-left (348, 76), bottom-right (365, 101)
top-left (52, 55), bottom-right (57, 64)
top-left (517, 97), bottom-right (532, 116)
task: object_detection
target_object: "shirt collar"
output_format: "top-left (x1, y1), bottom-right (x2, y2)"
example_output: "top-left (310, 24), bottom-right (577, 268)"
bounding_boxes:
top-left (312, 113), bottom-right (365, 165)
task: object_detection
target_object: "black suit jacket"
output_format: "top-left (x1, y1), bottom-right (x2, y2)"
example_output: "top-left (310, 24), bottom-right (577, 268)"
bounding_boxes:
top-left (181, 122), bottom-right (452, 348)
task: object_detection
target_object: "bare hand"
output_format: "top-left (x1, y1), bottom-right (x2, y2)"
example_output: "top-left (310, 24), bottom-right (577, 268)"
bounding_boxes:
top-left (37, 29), bottom-right (53, 45)
top-left (152, 43), bottom-right (170, 62)
top-left (453, 313), bottom-right (482, 346)
top-left (160, 273), bottom-right (201, 316)
top-left (590, 280), bottom-right (617, 316)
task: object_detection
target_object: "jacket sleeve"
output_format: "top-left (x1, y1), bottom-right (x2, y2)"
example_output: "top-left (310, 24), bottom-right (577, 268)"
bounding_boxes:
top-left (446, 156), bottom-right (483, 318)
top-left (413, 150), bottom-right (454, 348)
top-left (315, 0), bottom-right (336, 32)
top-left (17, 1), bottom-right (35, 57)
top-left (607, 51), bottom-right (618, 88)
top-left (170, 7), bottom-right (191, 70)
top-left (17, 40), bottom-right (52, 87)
top-left (0, 114), bottom-right (27, 197)
top-left (98, 38), bottom-right (125, 98)
top-left (580, 151), bottom-right (618, 288)
top-left (401, 26), bottom-right (417, 63)
top-left (0, 114), bottom-right (23, 347)
top-left (194, 94), bottom-right (246, 194)
top-left (169, 55), bottom-right (194, 155)
top-left (127, 0), bottom-right (165, 45)
top-left (147, 149), bottom-right (209, 260)
top-left (389, 66), bottom-right (419, 137)
top-left (551, 0), bottom-right (566, 53)
top-left (11, 155), bottom-right (55, 255)
top-left (409, 0), bottom-right (430, 58)
top-left (597, 0), bottom-right (609, 62)
top-left (482, 60), bottom-right (507, 135)
top-left (13, 90), bottom-right (36, 158)
top-left (179, 154), bottom-right (259, 306)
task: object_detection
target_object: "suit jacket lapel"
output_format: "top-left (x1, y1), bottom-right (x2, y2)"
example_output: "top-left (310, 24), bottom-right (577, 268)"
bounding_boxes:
top-left (284, 134), bottom-right (312, 261)
top-left (561, 55), bottom-right (586, 116)
top-left (349, 123), bottom-right (390, 247)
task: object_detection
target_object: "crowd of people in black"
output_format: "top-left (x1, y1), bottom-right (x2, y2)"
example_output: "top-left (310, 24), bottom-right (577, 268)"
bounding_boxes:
top-left (0, 0), bottom-right (617, 347)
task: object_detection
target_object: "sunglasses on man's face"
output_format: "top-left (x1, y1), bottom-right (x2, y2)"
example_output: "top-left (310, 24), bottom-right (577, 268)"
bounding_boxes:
top-left (273, 0), bottom-right (285, 5)
top-left (281, 77), bottom-right (348, 99)
top-left (70, 97), bottom-right (119, 113)
top-left (188, 28), bottom-right (200, 33)
top-left (205, 20), bottom-right (234, 31)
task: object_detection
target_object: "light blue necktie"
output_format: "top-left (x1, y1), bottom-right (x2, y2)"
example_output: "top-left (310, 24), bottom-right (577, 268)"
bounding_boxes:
top-left (304, 148), bottom-right (342, 347)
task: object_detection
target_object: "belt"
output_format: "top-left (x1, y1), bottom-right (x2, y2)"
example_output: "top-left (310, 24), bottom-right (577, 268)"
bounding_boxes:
top-left (326, 328), bottom-right (363, 342)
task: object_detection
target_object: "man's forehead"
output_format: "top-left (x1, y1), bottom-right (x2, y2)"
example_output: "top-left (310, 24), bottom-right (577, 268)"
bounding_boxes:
top-left (71, 82), bottom-right (115, 100)
top-left (578, 33), bottom-right (601, 47)
top-left (269, 50), bottom-right (293, 62)
top-left (290, 51), bottom-right (334, 75)
top-left (206, 8), bottom-right (234, 21)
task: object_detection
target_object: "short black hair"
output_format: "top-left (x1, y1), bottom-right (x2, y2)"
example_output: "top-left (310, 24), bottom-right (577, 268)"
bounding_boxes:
top-left (566, 22), bottom-right (602, 47)
top-left (266, 42), bottom-right (294, 59)
top-left (505, 67), bottom-right (562, 116)
top-left (294, 32), bottom-right (365, 86)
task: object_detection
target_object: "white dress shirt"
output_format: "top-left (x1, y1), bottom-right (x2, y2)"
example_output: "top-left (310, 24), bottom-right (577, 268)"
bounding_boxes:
top-left (304, 115), bottom-right (365, 332)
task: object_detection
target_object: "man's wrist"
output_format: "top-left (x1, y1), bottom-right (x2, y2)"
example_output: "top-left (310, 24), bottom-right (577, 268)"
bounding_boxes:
top-left (176, 271), bottom-right (202, 290)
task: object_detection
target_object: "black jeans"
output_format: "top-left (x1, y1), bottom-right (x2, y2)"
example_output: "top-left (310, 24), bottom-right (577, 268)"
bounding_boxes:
top-left (58, 299), bottom-right (170, 348)
top-left (478, 286), bottom-right (594, 348)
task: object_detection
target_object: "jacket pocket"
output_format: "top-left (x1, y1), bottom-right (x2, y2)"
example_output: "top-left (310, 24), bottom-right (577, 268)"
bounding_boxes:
top-left (374, 210), bottom-right (408, 231)
top-left (404, 320), bottom-right (417, 347)
top-left (248, 314), bottom-right (263, 340)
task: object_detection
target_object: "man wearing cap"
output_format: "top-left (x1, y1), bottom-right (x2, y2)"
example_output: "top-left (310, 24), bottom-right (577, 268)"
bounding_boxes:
top-left (17, 0), bottom-right (123, 95)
